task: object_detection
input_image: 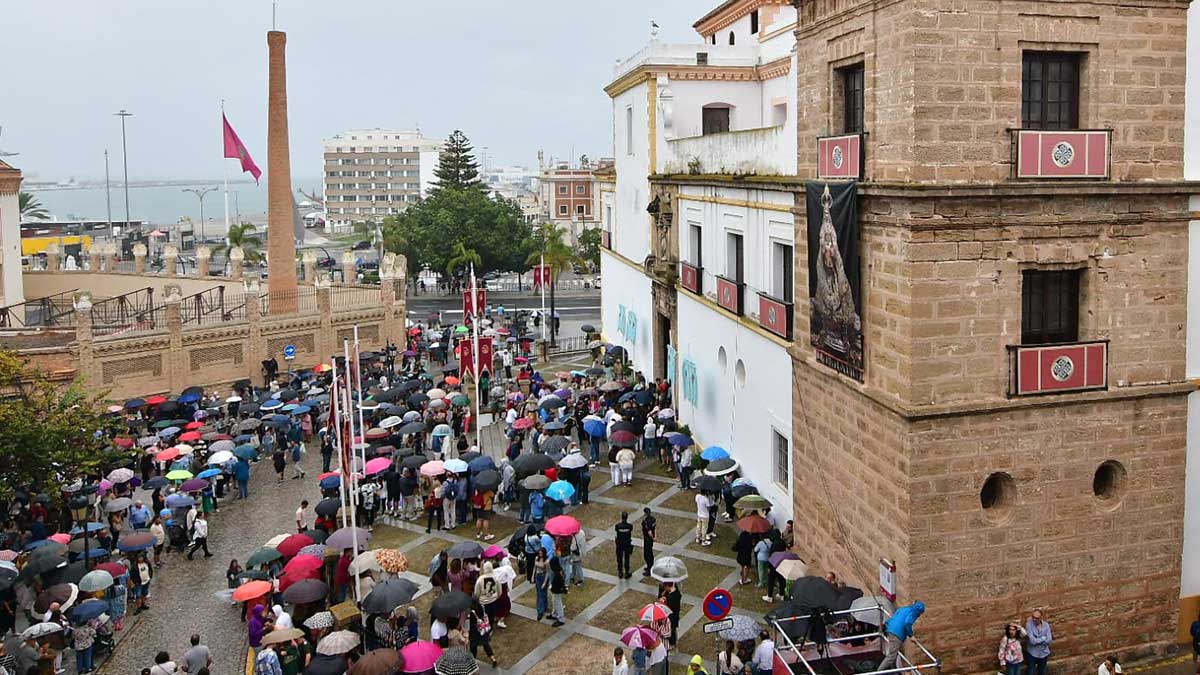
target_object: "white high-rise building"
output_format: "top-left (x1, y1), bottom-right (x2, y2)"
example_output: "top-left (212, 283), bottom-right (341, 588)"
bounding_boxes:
top-left (321, 129), bottom-right (441, 230)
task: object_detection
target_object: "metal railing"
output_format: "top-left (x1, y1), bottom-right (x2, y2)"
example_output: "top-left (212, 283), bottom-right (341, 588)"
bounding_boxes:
top-left (330, 285), bottom-right (381, 311)
top-left (180, 287), bottom-right (246, 326)
top-left (547, 335), bottom-right (590, 354)
top-left (771, 604), bottom-right (941, 675)
top-left (0, 290), bottom-right (78, 328)
top-left (91, 287), bottom-right (166, 336)
top-left (407, 277), bottom-right (600, 296)
top-left (259, 287), bottom-right (319, 317)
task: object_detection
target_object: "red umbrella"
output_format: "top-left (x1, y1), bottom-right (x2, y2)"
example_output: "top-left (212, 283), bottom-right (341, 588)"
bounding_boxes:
top-left (145, 395), bottom-right (167, 406)
top-left (545, 515), bottom-right (580, 537)
top-left (609, 430), bottom-right (638, 446)
top-left (96, 562), bottom-right (128, 578)
top-left (317, 471), bottom-right (340, 481)
top-left (737, 515), bottom-right (771, 534)
top-left (313, 364), bottom-right (332, 374)
top-left (232, 580), bottom-right (272, 602)
top-left (184, 421), bottom-right (203, 430)
top-left (278, 567), bottom-right (320, 593)
top-left (178, 431), bottom-right (201, 442)
top-left (113, 437), bottom-right (134, 449)
top-left (637, 602), bottom-right (672, 622)
top-left (283, 554), bottom-right (325, 576)
top-left (155, 447), bottom-right (180, 462)
top-left (513, 418), bottom-right (533, 431)
top-left (276, 533), bottom-right (315, 558)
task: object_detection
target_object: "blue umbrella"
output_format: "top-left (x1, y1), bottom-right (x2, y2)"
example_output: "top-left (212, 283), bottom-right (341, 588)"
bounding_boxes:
top-left (170, 459), bottom-right (191, 471)
top-left (292, 405), bottom-right (312, 416)
top-left (261, 399), bottom-right (283, 411)
top-left (158, 509), bottom-right (172, 518)
top-left (234, 445), bottom-right (257, 460)
top-left (618, 392), bottom-right (636, 403)
top-left (319, 475), bottom-right (341, 490)
top-left (196, 468), bottom-right (221, 480)
top-left (71, 599), bottom-right (110, 622)
top-left (701, 446), bottom-right (730, 461)
top-left (281, 403), bottom-right (298, 412)
top-left (632, 390), bottom-right (653, 405)
top-left (23, 539), bottom-right (53, 550)
top-left (545, 480), bottom-right (576, 502)
top-left (583, 419), bottom-right (606, 438)
top-left (79, 548), bottom-right (109, 560)
top-left (157, 427), bottom-right (180, 438)
top-left (234, 434), bottom-right (253, 443)
top-left (123, 398), bottom-right (146, 409)
top-left (666, 433), bottom-right (694, 448)
top-left (468, 456), bottom-right (496, 474)
top-left (178, 392), bottom-right (201, 404)
top-left (268, 415), bottom-right (291, 429)
top-left (164, 494), bottom-right (194, 509)
top-left (68, 523), bottom-right (107, 535)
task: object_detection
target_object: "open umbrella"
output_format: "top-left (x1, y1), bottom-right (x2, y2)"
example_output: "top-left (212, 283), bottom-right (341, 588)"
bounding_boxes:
top-left (769, 551), bottom-right (801, 568)
top-left (349, 550), bottom-right (381, 576)
top-left (71, 599), bottom-right (110, 623)
top-left (375, 549), bottom-right (409, 574)
top-left (78, 570), bottom-right (114, 593)
top-left (693, 475), bottom-right (723, 493)
top-left (263, 627), bottom-right (306, 645)
top-left (447, 541), bottom-right (484, 560)
top-left (34, 583), bottom-right (79, 613)
top-left (282, 578), bottom-right (328, 604)
top-left (106, 468), bottom-right (135, 484)
top-left (104, 497), bottom-right (133, 513)
top-left (737, 515), bottom-right (771, 534)
top-left (789, 576), bottom-right (842, 608)
top-left (734, 494), bottom-right (773, 512)
top-left (620, 625), bottom-right (660, 649)
top-left (474, 470), bottom-right (500, 492)
top-left (609, 430), bottom-right (638, 447)
top-left (352, 649), bottom-right (404, 675)
top-left (777, 559), bottom-right (810, 581)
top-left (304, 611), bottom-right (335, 630)
top-left (141, 476), bottom-right (170, 490)
top-left (165, 470), bottom-right (193, 481)
top-left (559, 453), bottom-right (588, 470)
top-left (467, 456), bottom-right (495, 474)
top-left (283, 554), bottom-right (324, 576)
top-left (419, 460), bottom-right (446, 478)
top-left (520, 475), bottom-right (550, 491)
top-left (848, 596), bottom-right (895, 627)
top-left (314, 498), bottom-right (341, 517)
top-left (704, 458), bottom-right (739, 476)
top-left (718, 614), bottom-right (761, 641)
top-left (512, 453), bottom-right (554, 478)
top-left (179, 478), bottom-right (209, 493)
top-left (22, 622), bottom-right (64, 640)
top-left (666, 433), bottom-right (694, 447)
top-left (583, 418), bottom-right (606, 438)
top-left (361, 577), bottom-right (419, 614)
top-left (430, 591), bottom-right (472, 620)
top-left (317, 630), bottom-right (362, 656)
top-left (327, 527), bottom-right (371, 550)
top-left (545, 480), bottom-right (575, 502)
top-left (246, 547), bottom-right (283, 568)
top-left (443, 459), bottom-right (469, 474)
top-left (365, 457), bottom-right (392, 476)
top-left (649, 556), bottom-right (688, 583)
top-left (637, 602), bottom-right (672, 622)
top-left (276, 533), bottom-right (315, 558)
top-left (545, 515), bottom-right (580, 537)
top-left (116, 532), bottom-right (155, 553)
top-left (700, 446), bottom-right (730, 461)
top-left (404, 641), bottom-right (445, 674)
top-left (207, 450), bottom-right (234, 465)
top-left (399, 421), bottom-right (425, 436)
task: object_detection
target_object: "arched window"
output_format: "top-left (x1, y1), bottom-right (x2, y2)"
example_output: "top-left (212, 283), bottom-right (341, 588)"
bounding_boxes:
top-left (728, 31), bottom-right (736, 45)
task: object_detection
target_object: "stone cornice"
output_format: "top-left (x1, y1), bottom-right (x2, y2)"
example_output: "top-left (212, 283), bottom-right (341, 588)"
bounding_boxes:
top-left (606, 65), bottom-right (763, 98)
top-left (695, 0), bottom-right (791, 37)
top-left (0, 162), bottom-right (21, 194)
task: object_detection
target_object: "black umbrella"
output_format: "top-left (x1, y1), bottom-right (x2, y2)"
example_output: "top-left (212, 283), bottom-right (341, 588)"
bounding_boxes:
top-left (430, 591), bottom-right (472, 619)
top-left (141, 476), bottom-right (170, 491)
top-left (508, 524), bottom-right (536, 549)
top-left (512, 453), bottom-right (555, 478)
top-left (399, 421), bottom-right (425, 436)
top-left (790, 576), bottom-right (842, 608)
top-left (156, 401), bottom-right (181, 416)
top-left (282, 579), bottom-right (328, 605)
top-left (315, 499), bottom-right (342, 517)
top-left (277, 389), bottom-right (299, 401)
top-left (397, 380), bottom-right (422, 392)
top-left (237, 570), bottom-right (271, 582)
top-left (731, 484), bottom-right (759, 500)
top-left (44, 561), bottom-right (86, 586)
top-left (373, 389), bottom-right (401, 403)
top-left (610, 421), bottom-right (637, 435)
top-left (474, 469), bottom-right (500, 492)
top-left (706, 458), bottom-right (738, 475)
top-left (360, 578), bottom-right (419, 614)
top-left (17, 555), bottom-right (66, 581)
top-left (401, 455), bottom-right (426, 471)
top-left (0, 565), bottom-right (17, 590)
top-left (581, 324), bottom-right (596, 333)
top-left (407, 393), bottom-right (429, 407)
top-left (182, 385), bottom-right (204, 396)
top-left (459, 450), bottom-right (481, 463)
top-left (538, 396), bottom-right (565, 411)
top-left (447, 541), bottom-right (484, 560)
top-left (300, 529), bottom-right (329, 545)
top-left (441, 361), bottom-right (460, 373)
top-left (585, 367), bottom-right (605, 376)
top-left (694, 475), bottom-right (723, 493)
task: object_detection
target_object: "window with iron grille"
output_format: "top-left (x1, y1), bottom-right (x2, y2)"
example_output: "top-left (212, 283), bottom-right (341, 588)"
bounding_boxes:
top-left (1021, 269), bottom-right (1081, 344)
top-left (1022, 52), bottom-right (1080, 130)
top-left (773, 429), bottom-right (789, 486)
top-left (842, 63), bottom-right (865, 134)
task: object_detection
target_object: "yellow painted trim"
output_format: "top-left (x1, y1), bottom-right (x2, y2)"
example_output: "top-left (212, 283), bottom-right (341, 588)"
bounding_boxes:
top-left (677, 288), bottom-right (794, 349)
top-left (606, 65), bottom-right (761, 99)
top-left (647, 80), bottom-right (658, 174)
top-left (604, 70), bottom-right (651, 99)
top-left (677, 194), bottom-right (796, 214)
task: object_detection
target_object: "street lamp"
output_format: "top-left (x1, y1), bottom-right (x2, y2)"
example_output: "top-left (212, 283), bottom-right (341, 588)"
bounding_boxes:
top-left (183, 187), bottom-right (218, 245)
top-left (114, 110), bottom-right (133, 230)
top-left (69, 494), bottom-right (95, 570)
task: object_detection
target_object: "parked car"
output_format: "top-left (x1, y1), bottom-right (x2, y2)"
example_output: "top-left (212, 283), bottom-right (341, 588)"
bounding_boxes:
top-left (350, 240), bottom-right (372, 251)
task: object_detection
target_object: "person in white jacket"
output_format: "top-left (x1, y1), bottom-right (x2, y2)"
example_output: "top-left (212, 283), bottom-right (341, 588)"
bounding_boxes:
top-left (616, 447), bottom-right (637, 486)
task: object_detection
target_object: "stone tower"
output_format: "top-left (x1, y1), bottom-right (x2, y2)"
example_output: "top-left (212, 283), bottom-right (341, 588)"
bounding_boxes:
top-left (266, 30), bottom-right (298, 307)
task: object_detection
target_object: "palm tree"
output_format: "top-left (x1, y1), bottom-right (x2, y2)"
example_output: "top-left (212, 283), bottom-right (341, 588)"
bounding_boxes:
top-left (525, 224), bottom-right (580, 284)
top-left (211, 222), bottom-right (263, 267)
top-left (18, 192), bottom-right (49, 221)
top-left (446, 242), bottom-right (482, 278)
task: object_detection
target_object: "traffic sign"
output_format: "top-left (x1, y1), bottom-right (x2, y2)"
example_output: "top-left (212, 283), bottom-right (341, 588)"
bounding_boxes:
top-left (703, 618), bottom-right (734, 634)
top-left (702, 587), bottom-right (733, 621)
top-left (283, 344), bottom-right (296, 361)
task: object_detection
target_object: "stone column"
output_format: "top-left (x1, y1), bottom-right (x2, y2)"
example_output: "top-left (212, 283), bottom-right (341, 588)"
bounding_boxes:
top-left (86, 244), bottom-right (100, 273)
top-left (45, 242), bottom-right (60, 273)
top-left (244, 278), bottom-right (264, 386)
top-left (107, 242), bottom-right (120, 272)
top-left (73, 291), bottom-right (95, 385)
top-left (163, 284), bottom-right (184, 391)
top-left (196, 245), bottom-right (211, 277)
top-left (380, 265), bottom-right (400, 343)
top-left (302, 250), bottom-right (317, 281)
top-left (163, 244), bottom-right (179, 277)
top-left (266, 30), bottom-right (299, 305)
top-left (342, 250), bottom-right (356, 284)
top-left (230, 246), bottom-right (245, 280)
top-left (132, 243), bottom-right (147, 274)
top-left (315, 273), bottom-right (334, 363)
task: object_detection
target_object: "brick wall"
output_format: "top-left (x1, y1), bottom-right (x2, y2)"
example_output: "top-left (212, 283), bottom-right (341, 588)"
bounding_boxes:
top-left (796, 0), bottom-right (1188, 182)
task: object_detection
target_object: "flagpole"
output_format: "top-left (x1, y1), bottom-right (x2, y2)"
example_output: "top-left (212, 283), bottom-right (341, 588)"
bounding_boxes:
top-left (470, 265), bottom-right (483, 454)
top-left (221, 101), bottom-right (230, 236)
top-left (352, 326), bottom-right (369, 474)
top-left (539, 254), bottom-right (547, 341)
top-left (343, 338), bottom-right (362, 606)
top-left (330, 359), bottom-right (349, 528)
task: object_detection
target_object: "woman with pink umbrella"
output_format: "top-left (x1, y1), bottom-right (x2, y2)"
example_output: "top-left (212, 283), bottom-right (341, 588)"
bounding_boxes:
top-left (400, 639), bottom-right (442, 673)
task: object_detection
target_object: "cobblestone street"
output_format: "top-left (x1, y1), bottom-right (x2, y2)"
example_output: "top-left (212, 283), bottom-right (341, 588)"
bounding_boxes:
top-left (97, 456), bottom-right (321, 674)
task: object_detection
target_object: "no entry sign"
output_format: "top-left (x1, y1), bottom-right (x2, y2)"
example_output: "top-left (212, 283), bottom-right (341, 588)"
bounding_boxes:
top-left (702, 587), bottom-right (733, 622)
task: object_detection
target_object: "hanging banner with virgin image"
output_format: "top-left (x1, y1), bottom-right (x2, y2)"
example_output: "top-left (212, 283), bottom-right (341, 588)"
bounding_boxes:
top-left (807, 181), bottom-right (863, 381)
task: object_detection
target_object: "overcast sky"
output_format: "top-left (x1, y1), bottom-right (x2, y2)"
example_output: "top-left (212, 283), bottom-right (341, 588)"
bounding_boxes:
top-left (0, 0), bottom-right (703, 181)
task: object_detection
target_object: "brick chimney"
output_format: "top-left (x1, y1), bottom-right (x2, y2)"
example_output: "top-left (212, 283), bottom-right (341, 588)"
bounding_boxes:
top-left (266, 30), bottom-right (298, 308)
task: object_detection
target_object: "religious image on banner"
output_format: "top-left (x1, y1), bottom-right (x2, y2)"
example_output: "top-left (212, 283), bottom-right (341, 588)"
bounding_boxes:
top-left (807, 181), bottom-right (863, 381)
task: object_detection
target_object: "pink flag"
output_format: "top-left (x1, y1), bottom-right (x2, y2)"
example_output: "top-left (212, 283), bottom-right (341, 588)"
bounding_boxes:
top-left (222, 113), bottom-right (262, 184)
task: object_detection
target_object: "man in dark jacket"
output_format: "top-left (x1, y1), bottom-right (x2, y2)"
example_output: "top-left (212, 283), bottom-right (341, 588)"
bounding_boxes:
top-left (641, 508), bottom-right (656, 577)
top-left (614, 512), bottom-right (634, 579)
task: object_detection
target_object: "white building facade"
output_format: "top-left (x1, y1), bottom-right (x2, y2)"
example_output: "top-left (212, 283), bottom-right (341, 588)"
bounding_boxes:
top-left (0, 161), bottom-right (24, 307)
top-left (603, 0), bottom-right (797, 518)
top-left (321, 129), bottom-right (441, 231)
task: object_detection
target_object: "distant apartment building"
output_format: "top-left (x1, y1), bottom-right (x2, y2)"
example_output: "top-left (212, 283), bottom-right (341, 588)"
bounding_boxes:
top-left (538, 158), bottom-right (613, 244)
top-left (322, 129), bottom-right (441, 231)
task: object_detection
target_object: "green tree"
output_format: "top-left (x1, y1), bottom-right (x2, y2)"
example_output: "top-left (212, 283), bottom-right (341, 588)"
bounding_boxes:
top-left (18, 192), bottom-right (49, 221)
top-left (577, 227), bottom-right (601, 273)
top-left (0, 351), bottom-right (121, 500)
top-left (431, 130), bottom-right (483, 192)
top-left (525, 223), bottom-right (580, 283)
top-left (382, 188), bottom-right (531, 279)
top-left (212, 222), bottom-right (264, 265)
top-left (445, 242), bottom-right (482, 277)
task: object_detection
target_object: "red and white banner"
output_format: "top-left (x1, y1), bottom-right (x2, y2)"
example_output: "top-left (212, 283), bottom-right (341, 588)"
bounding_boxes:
top-left (462, 289), bottom-right (487, 318)
top-left (459, 338), bottom-right (494, 377)
top-left (532, 264), bottom-right (551, 289)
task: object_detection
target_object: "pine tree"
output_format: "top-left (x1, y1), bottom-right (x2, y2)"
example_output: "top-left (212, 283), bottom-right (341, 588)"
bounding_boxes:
top-left (431, 130), bottom-right (483, 191)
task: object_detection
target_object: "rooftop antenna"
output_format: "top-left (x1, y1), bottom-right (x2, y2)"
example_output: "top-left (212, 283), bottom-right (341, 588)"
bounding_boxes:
top-left (0, 127), bottom-right (17, 158)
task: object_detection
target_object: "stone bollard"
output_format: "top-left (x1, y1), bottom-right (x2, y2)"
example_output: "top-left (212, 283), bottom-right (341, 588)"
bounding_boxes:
top-left (132, 243), bottom-right (147, 274)
top-left (196, 245), bottom-right (211, 277)
top-left (230, 246), bottom-right (245, 280)
top-left (342, 250), bottom-right (357, 284)
top-left (45, 242), bottom-right (61, 272)
top-left (163, 244), bottom-right (179, 277)
top-left (87, 244), bottom-right (100, 272)
top-left (107, 241), bottom-right (120, 271)
top-left (302, 250), bottom-right (317, 281)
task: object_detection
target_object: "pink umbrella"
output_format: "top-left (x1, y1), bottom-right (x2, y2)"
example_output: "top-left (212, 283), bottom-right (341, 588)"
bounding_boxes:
top-left (637, 602), bottom-right (672, 623)
top-left (0, 550), bottom-right (18, 562)
top-left (365, 457), bottom-right (391, 476)
top-left (48, 533), bottom-right (71, 545)
top-left (419, 460), bottom-right (445, 477)
top-left (620, 625), bottom-right (660, 649)
top-left (513, 418), bottom-right (534, 431)
top-left (400, 640), bottom-right (443, 673)
top-left (283, 554), bottom-right (324, 576)
top-left (482, 545), bottom-right (506, 559)
top-left (98, 480), bottom-right (113, 492)
top-left (545, 515), bottom-right (581, 537)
